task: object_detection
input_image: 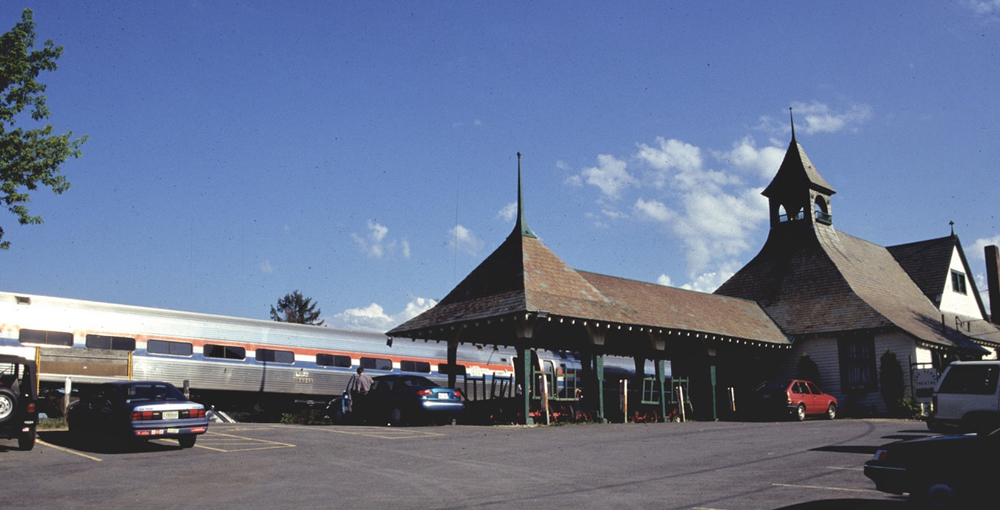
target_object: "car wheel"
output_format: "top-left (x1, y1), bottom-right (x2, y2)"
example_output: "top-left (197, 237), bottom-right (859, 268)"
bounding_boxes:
top-left (0, 388), bottom-right (17, 423)
top-left (917, 479), bottom-right (960, 510)
top-left (388, 407), bottom-right (404, 426)
top-left (825, 404), bottom-right (837, 420)
top-left (177, 435), bottom-right (197, 448)
top-left (795, 404), bottom-right (806, 421)
top-left (18, 428), bottom-right (36, 451)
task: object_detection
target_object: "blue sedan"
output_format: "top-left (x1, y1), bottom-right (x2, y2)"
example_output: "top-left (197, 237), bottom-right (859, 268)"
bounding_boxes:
top-left (68, 381), bottom-right (208, 448)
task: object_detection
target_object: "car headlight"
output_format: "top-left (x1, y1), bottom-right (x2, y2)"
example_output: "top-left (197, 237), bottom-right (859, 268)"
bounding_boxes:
top-left (871, 449), bottom-right (888, 462)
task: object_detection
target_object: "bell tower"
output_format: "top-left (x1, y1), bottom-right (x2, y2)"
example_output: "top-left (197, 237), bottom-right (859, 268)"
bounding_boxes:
top-left (762, 110), bottom-right (836, 229)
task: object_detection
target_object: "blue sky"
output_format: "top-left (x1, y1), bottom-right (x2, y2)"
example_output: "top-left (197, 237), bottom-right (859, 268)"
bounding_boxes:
top-left (4, 1), bottom-right (999, 330)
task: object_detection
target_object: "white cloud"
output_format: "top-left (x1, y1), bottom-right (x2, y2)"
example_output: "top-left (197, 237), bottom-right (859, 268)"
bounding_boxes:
top-left (967, 0), bottom-right (1000, 16)
top-left (716, 137), bottom-right (786, 179)
top-left (259, 260), bottom-right (275, 274)
top-left (328, 297), bottom-right (438, 332)
top-left (634, 198), bottom-right (676, 223)
top-left (758, 101), bottom-right (872, 136)
top-left (971, 234), bottom-right (1000, 261)
top-left (351, 220), bottom-right (410, 259)
top-left (447, 224), bottom-right (483, 256)
top-left (579, 154), bottom-right (637, 199)
top-left (498, 202), bottom-right (517, 223)
top-left (680, 264), bottom-right (739, 293)
top-left (656, 274), bottom-right (672, 286)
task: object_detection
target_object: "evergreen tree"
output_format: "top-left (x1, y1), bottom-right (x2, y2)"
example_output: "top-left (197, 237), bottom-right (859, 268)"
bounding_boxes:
top-left (270, 291), bottom-right (324, 326)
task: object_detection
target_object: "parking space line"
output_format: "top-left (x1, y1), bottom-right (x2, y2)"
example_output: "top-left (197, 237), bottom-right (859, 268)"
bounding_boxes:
top-left (188, 430), bottom-right (297, 452)
top-left (827, 466), bottom-right (864, 472)
top-left (772, 483), bottom-right (881, 494)
top-left (37, 439), bottom-right (103, 462)
top-left (316, 427), bottom-right (446, 440)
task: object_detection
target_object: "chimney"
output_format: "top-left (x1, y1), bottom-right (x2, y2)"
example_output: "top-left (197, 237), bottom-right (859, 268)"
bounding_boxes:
top-left (987, 245), bottom-right (1000, 325)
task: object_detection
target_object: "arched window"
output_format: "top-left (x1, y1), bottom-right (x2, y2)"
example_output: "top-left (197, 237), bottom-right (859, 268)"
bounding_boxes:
top-left (814, 197), bottom-right (831, 224)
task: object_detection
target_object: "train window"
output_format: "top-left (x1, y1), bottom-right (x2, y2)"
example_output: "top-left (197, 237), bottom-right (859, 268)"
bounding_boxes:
top-left (438, 363), bottom-right (466, 376)
top-left (400, 360), bottom-right (431, 373)
top-left (18, 329), bottom-right (73, 346)
top-left (256, 348), bottom-right (294, 364)
top-left (85, 334), bottom-right (136, 351)
top-left (360, 357), bottom-right (393, 371)
top-left (147, 339), bottom-right (193, 356)
top-left (316, 353), bottom-right (352, 368)
top-left (204, 344), bottom-right (246, 360)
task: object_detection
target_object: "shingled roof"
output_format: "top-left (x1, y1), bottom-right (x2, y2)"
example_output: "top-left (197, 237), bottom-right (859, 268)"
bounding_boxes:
top-left (887, 236), bottom-right (957, 305)
top-left (387, 156), bottom-right (790, 349)
top-left (716, 139), bottom-right (989, 355)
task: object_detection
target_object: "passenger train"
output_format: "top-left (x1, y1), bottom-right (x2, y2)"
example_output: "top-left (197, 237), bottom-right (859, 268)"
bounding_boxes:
top-left (1, 291), bottom-right (656, 414)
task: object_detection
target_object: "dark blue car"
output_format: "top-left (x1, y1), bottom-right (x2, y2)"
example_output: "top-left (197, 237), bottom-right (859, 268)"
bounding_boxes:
top-left (328, 375), bottom-right (464, 426)
top-left (68, 381), bottom-right (208, 448)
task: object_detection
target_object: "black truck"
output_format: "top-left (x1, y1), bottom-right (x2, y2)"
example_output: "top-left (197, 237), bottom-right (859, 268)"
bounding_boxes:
top-left (0, 354), bottom-right (39, 451)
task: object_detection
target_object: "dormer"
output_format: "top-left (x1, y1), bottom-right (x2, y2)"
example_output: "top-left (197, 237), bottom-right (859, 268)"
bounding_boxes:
top-left (762, 132), bottom-right (836, 230)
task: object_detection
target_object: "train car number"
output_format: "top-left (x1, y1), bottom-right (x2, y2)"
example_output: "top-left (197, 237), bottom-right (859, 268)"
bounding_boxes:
top-left (295, 377), bottom-right (314, 384)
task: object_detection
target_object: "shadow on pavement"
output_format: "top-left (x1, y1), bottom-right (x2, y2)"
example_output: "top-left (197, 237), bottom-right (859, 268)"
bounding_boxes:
top-left (39, 430), bottom-right (181, 454)
top-left (776, 498), bottom-right (909, 509)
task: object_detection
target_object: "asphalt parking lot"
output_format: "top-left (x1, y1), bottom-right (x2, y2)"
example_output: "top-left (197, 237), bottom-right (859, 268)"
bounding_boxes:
top-left (3, 419), bottom-right (921, 509)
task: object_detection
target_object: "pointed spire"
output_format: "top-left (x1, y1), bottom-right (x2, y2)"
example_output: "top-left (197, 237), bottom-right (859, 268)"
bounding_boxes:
top-left (789, 107), bottom-right (796, 143)
top-left (515, 152), bottom-right (536, 238)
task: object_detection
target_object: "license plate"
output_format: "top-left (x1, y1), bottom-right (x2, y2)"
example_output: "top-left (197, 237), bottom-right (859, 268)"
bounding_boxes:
top-left (162, 411), bottom-right (179, 420)
top-left (167, 428), bottom-right (180, 434)
top-left (438, 393), bottom-right (449, 399)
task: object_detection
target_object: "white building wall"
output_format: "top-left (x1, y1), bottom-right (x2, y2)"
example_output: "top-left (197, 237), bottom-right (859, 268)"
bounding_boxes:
top-left (939, 247), bottom-right (985, 318)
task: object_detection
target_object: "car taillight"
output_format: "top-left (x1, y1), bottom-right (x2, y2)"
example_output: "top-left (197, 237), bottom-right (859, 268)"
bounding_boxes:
top-left (185, 409), bottom-right (205, 419)
top-left (454, 389), bottom-right (462, 399)
top-left (131, 411), bottom-right (158, 421)
top-left (872, 449), bottom-right (888, 462)
top-left (417, 389), bottom-right (433, 397)
top-left (26, 402), bottom-right (35, 413)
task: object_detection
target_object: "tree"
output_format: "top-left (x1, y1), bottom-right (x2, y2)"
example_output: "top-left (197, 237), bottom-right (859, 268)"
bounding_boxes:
top-left (270, 291), bottom-right (325, 326)
top-left (1, 9), bottom-right (86, 249)
top-left (879, 349), bottom-right (905, 413)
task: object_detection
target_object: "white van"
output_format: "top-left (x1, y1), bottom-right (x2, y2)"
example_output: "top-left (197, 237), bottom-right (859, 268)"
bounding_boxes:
top-left (927, 361), bottom-right (1000, 434)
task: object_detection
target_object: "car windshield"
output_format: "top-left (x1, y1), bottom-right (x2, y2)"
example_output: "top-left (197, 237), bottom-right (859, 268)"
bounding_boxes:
top-left (755, 380), bottom-right (790, 392)
top-left (123, 383), bottom-right (186, 403)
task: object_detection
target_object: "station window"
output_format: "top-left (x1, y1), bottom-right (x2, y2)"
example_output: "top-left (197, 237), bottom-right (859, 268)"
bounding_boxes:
top-left (359, 357), bottom-right (393, 371)
top-left (438, 363), bottom-right (467, 376)
top-left (951, 270), bottom-right (967, 294)
top-left (86, 334), bottom-right (136, 351)
top-left (147, 339), bottom-right (193, 357)
top-left (203, 344), bottom-right (246, 360)
top-left (18, 329), bottom-right (73, 346)
top-left (316, 353), bottom-right (352, 368)
top-left (256, 348), bottom-right (294, 364)
top-left (400, 360), bottom-right (431, 374)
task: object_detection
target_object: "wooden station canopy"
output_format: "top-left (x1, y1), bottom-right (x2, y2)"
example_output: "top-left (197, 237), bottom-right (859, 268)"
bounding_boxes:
top-left (386, 154), bottom-right (790, 423)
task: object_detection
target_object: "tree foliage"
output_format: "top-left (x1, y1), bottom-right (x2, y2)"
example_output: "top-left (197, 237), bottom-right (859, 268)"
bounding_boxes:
top-left (879, 349), bottom-right (905, 412)
top-left (270, 290), bottom-right (325, 326)
top-left (1, 8), bottom-right (86, 249)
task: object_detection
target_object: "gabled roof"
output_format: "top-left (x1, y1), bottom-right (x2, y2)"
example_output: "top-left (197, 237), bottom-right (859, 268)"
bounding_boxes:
top-left (715, 222), bottom-right (987, 353)
top-left (887, 236), bottom-right (956, 302)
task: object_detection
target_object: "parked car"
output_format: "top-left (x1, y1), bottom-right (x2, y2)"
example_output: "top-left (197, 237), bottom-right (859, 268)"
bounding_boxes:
top-left (926, 361), bottom-right (1000, 434)
top-left (68, 381), bottom-right (208, 448)
top-left (864, 427), bottom-right (1000, 508)
top-left (748, 379), bottom-right (837, 421)
top-left (327, 375), bottom-right (464, 426)
top-left (0, 355), bottom-right (38, 451)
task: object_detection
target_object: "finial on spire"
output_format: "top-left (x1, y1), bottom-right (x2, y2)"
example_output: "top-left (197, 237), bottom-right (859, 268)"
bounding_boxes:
top-left (789, 107), bottom-right (796, 142)
top-left (950, 220), bottom-right (955, 237)
top-left (515, 152), bottom-right (536, 238)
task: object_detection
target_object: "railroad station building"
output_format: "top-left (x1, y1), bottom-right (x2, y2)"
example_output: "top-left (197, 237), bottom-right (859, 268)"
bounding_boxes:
top-left (388, 133), bottom-right (1000, 423)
